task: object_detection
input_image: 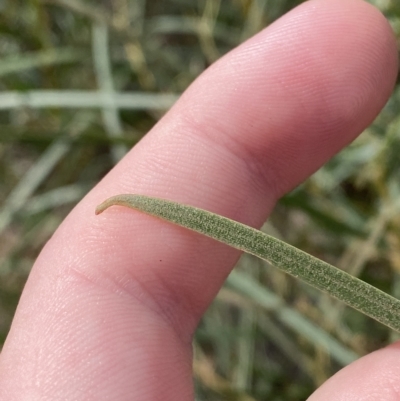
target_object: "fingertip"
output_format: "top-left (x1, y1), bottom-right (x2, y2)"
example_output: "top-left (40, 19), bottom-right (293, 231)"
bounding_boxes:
top-left (309, 341), bottom-right (400, 400)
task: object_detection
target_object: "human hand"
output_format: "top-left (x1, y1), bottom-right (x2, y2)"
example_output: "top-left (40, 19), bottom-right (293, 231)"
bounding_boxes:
top-left (0, 0), bottom-right (398, 399)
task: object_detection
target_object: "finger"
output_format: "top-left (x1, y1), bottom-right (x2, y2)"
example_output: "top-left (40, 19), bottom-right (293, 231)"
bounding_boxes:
top-left (82, 0), bottom-right (397, 331)
top-left (0, 0), bottom-right (397, 400)
top-left (308, 342), bottom-right (400, 401)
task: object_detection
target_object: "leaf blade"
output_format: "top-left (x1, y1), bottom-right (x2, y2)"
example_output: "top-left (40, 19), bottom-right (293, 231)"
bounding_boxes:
top-left (96, 194), bottom-right (400, 332)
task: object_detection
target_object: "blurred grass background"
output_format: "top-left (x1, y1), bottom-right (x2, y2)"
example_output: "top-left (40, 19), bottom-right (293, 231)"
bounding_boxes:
top-left (0, 0), bottom-right (399, 400)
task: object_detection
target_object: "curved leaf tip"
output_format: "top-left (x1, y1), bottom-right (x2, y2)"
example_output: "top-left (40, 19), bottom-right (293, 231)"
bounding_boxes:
top-left (95, 194), bottom-right (135, 215)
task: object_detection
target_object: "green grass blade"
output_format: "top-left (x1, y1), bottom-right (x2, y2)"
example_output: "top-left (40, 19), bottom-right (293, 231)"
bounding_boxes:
top-left (92, 22), bottom-right (127, 163)
top-left (0, 91), bottom-right (179, 110)
top-left (96, 194), bottom-right (400, 332)
top-left (0, 48), bottom-right (85, 77)
top-left (0, 139), bottom-right (70, 236)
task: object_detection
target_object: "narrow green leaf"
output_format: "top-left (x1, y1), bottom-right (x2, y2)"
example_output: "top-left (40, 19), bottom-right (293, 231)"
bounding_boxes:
top-left (96, 194), bottom-right (400, 332)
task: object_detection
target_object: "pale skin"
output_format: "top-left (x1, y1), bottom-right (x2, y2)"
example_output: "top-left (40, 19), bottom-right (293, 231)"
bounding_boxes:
top-left (0, 0), bottom-right (398, 399)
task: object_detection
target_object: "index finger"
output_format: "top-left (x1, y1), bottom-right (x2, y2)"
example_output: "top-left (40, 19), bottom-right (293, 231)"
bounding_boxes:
top-left (0, 0), bottom-right (397, 400)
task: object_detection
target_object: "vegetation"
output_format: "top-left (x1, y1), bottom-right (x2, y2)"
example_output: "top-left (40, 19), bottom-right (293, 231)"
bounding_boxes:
top-left (0, 1), bottom-right (399, 400)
